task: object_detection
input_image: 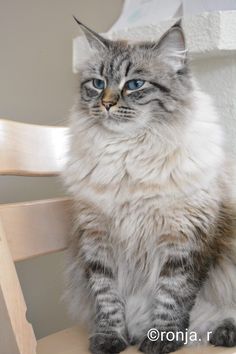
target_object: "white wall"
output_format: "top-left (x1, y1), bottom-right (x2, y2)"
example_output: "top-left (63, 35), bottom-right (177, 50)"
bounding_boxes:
top-left (0, 0), bottom-right (123, 339)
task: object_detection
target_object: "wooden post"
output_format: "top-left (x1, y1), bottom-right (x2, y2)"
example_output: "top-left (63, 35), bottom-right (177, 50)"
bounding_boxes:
top-left (0, 220), bottom-right (37, 354)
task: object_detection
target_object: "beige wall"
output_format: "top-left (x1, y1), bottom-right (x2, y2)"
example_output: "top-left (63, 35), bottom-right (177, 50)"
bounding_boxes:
top-left (0, 0), bottom-right (123, 339)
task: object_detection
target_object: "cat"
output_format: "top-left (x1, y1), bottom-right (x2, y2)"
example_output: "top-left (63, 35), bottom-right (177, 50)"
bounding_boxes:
top-left (63, 18), bottom-right (236, 354)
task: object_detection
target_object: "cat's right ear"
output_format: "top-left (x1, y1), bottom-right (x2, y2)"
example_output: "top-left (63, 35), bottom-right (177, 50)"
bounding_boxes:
top-left (153, 20), bottom-right (187, 72)
top-left (73, 16), bottom-right (110, 51)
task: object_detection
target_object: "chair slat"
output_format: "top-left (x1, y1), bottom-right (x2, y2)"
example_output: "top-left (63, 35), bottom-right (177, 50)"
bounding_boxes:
top-left (0, 198), bottom-right (72, 262)
top-left (0, 119), bottom-right (68, 176)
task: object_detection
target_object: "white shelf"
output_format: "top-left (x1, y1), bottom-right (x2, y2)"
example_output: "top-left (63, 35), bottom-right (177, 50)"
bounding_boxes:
top-left (109, 11), bottom-right (236, 58)
top-left (73, 11), bottom-right (236, 72)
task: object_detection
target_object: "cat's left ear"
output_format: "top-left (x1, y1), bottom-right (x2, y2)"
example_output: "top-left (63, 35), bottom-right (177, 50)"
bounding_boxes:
top-left (73, 16), bottom-right (110, 51)
top-left (154, 20), bottom-right (187, 72)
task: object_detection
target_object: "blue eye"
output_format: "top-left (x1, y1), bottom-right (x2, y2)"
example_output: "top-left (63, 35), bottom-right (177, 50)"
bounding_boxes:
top-left (93, 79), bottom-right (105, 90)
top-left (126, 79), bottom-right (145, 90)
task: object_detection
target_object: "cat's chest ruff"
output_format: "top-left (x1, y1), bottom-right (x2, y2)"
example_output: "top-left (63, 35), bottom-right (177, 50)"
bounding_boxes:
top-left (75, 142), bottom-right (166, 214)
top-left (71, 127), bottom-right (215, 218)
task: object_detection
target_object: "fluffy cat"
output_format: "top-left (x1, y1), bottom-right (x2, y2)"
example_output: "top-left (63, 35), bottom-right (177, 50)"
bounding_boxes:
top-left (63, 18), bottom-right (236, 354)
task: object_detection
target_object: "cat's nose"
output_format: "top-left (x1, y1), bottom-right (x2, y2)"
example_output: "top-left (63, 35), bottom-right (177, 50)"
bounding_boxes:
top-left (102, 101), bottom-right (116, 111)
top-left (101, 89), bottom-right (119, 111)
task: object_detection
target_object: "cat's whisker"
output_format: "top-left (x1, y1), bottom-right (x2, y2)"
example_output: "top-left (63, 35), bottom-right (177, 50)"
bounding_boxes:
top-left (111, 115), bottom-right (135, 122)
top-left (119, 106), bottom-right (134, 111)
top-left (116, 113), bottom-right (135, 117)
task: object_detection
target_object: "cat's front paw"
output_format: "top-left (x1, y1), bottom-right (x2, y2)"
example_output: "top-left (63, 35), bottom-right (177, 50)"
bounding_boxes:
top-left (139, 336), bottom-right (183, 354)
top-left (89, 332), bottom-right (128, 354)
top-left (209, 319), bottom-right (236, 347)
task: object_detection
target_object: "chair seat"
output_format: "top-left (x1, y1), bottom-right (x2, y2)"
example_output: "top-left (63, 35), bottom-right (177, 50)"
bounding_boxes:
top-left (36, 326), bottom-right (236, 354)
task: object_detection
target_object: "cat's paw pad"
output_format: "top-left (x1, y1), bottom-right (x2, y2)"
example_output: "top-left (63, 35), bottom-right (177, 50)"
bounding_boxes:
top-left (139, 337), bottom-right (183, 354)
top-left (209, 319), bottom-right (236, 347)
top-left (89, 332), bottom-right (128, 354)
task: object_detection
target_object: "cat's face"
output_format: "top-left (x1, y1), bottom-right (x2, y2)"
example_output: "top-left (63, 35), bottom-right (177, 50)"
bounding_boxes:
top-left (76, 19), bottom-right (192, 135)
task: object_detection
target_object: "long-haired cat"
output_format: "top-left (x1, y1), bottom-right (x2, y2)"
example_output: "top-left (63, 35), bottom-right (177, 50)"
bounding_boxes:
top-left (63, 18), bottom-right (236, 354)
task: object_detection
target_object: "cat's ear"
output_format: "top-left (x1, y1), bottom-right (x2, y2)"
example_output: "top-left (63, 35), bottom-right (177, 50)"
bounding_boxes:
top-left (154, 20), bottom-right (187, 71)
top-left (73, 16), bottom-right (110, 51)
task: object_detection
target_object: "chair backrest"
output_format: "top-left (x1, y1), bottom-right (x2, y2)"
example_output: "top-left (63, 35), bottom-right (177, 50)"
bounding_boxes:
top-left (0, 119), bottom-right (71, 354)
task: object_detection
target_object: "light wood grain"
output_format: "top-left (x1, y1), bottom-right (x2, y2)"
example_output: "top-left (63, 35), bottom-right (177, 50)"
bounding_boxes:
top-left (0, 198), bottom-right (72, 262)
top-left (0, 119), bottom-right (68, 176)
top-left (37, 325), bottom-right (236, 354)
top-left (0, 220), bottom-right (37, 354)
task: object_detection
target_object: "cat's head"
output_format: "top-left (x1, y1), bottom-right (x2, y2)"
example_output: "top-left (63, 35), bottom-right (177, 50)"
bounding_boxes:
top-left (75, 18), bottom-right (193, 135)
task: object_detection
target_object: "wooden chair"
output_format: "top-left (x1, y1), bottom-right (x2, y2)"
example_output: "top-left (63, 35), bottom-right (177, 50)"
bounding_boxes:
top-left (0, 118), bottom-right (235, 354)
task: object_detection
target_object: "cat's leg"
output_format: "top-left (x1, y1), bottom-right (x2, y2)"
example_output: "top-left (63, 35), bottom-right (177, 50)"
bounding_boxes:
top-left (190, 258), bottom-right (236, 347)
top-left (87, 254), bottom-right (128, 354)
top-left (139, 239), bottom-right (209, 354)
top-left (74, 212), bottom-right (128, 354)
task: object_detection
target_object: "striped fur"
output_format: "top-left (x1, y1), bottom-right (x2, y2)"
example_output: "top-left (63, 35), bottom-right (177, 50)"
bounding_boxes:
top-left (63, 21), bottom-right (236, 354)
